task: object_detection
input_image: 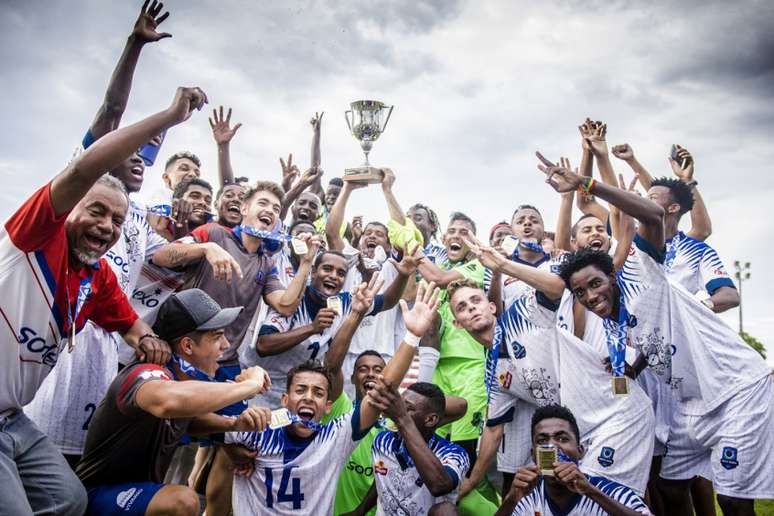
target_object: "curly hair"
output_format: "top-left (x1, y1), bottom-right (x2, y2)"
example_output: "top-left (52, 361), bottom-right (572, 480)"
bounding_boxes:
top-left (557, 249), bottom-right (614, 289)
top-left (531, 404), bottom-right (581, 443)
top-left (651, 177), bottom-right (694, 215)
top-left (409, 203), bottom-right (440, 242)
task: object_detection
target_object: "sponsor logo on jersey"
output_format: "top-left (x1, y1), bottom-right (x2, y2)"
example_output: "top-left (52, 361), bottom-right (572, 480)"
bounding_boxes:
top-left (374, 460), bottom-right (388, 475)
top-left (598, 446), bottom-right (615, 467)
top-left (17, 327), bottom-right (60, 367)
top-left (139, 369), bottom-right (171, 381)
top-left (499, 371), bottom-right (512, 389)
top-left (116, 487), bottom-right (142, 510)
top-left (346, 460), bottom-right (373, 477)
top-left (720, 446), bottom-right (739, 470)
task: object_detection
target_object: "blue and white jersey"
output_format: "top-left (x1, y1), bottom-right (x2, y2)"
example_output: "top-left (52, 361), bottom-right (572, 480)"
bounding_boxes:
top-left (229, 407), bottom-right (370, 515)
top-left (483, 253), bottom-right (551, 308)
top-left (372, 431), bottom-right (469, 516)
top-left (485, 292), bottom-right (560, 426)
top-left (510, 476), bottom-right (652, 515)
top-left (423, 242), bottom-right (448, 269)
top-left (663, 231), bottom-right (735, 296)
top-left (257, 288), bottom-right (384, 407)
top-left (604, 235), bottom-right (770, 414)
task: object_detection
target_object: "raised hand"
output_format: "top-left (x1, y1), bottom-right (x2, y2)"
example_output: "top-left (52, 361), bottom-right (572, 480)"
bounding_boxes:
top-left (536, 152), bottom-right (584, 193)
top-left (611, 143), bottom-right (635, 162)
top-left (579, 118), bottom-right (608, 157)
top-left (351, 216), bottom-right (364, 245)
top-left (133, 0), bottom-right (172, 43)
top-left (279, 153), bottom-right (300, 192)
top-left (462, 234), bottom-right (507, 272)
top-left (618, 172), bottom-right (639, 195)
top-left (299, 167), bottom-right (323, 187)
top-left (380, 168), bottom-right (396, 190)
top-left (296, 232), bottom-right (321, 265)
top-left (351, 273), bottom-right (385, 315)
top-left (394, 242), bottom-right (424, 276)
top-left (669, 144), bottom-right (694, 182)
top-left (400, 282), bottom-right (441, 337)
top-left (367, 377), bottom-right (406, 420)
top-left (234, 366), bottom-right (271, 393)
top-left (209, 106), bottom-right (242, 145)
top-left (166, 86), bottom-right (208, 125)
top-left (310, 112), bottom-right (324, 132)
top-left (135, 335), bottom-right (171, 365)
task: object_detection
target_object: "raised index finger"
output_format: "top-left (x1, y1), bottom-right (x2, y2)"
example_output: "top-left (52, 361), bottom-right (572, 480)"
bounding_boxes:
top-left (535, 151), bottom-right (555, 168)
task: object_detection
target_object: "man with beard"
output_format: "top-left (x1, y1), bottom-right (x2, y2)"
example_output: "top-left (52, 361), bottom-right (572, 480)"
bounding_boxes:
top-left (256, 248), bottom-right (419, 408)
top-left (540, 157), bottom-right (773, 516)
top-left (227, 283), bottom-right (442, 515)
top-left (151, 180), bottom-right (320, 514)
top-left (25, 1), bottom-right (179, 465)
top-left (0, 83), bottom-right (205, 515)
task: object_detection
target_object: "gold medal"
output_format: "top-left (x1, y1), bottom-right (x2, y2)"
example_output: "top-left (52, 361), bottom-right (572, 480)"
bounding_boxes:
top-left (612, 376), bottom-right (630, 396)
top-left (269, 408), bottom-right (293, 429)
top-left (326, 296), bottom-right (342, 315)
top-left (537, 445), bottom-right (557, 476)
top-left (291, 238), bottom-right (308, 256)
top-left (501, 236), bottom-right (519, 256)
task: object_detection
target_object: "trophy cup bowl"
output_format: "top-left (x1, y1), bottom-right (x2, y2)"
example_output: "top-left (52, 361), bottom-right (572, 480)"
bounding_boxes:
top-left (344, 100), bottom-right (393, 184)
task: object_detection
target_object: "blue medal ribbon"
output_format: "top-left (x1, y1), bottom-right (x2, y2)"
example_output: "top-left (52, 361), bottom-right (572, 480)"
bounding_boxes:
top-left (66, 273), bottom-right (93, 350)
top-left (509, 237), bottom-right (546, 260)
top-left (603, 284), bottom-right (629, 377)
top-left (557, 447), bottom-right (579, 465)
top-left (286, 412), bottom-right (325, 431)
top-left (167, 354), bottom-right (216, 382)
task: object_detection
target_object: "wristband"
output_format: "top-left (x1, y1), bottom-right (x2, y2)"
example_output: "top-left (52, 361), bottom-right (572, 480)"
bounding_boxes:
top-left (403, 331), bottom-right (422, 348)
top-left (577, 177), bottom-right (596, 195)
top-left (686, 180), bottom-right (698, 188)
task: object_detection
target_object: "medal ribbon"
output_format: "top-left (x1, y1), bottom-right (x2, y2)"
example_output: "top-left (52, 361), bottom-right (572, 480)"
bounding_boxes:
top-left (167, 354), bottom-right (216, 382)
top-left (66, 273), bottom-right (93, 348)
top-left (603, 283), bottom-right (629, 377)
top-left (509, 237), bottom-right (546, 260)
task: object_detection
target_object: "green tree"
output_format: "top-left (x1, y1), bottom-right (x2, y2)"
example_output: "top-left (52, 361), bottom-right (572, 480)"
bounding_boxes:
top-left (739, 331), bottom-right (767, 360)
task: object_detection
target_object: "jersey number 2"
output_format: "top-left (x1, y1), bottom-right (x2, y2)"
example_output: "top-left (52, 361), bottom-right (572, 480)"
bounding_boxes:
top-left (82, 403), bottom-right (97, 431)
top-left (265, 466), bottom-right (304, 509)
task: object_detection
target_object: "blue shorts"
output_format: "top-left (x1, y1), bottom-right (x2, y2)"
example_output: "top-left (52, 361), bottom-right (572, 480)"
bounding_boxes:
top-left (86, 482), bottom-right (164, 516)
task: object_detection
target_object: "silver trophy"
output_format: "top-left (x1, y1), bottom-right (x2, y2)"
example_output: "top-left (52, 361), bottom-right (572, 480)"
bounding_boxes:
top-left (344, 100), bottom-right (394, 183)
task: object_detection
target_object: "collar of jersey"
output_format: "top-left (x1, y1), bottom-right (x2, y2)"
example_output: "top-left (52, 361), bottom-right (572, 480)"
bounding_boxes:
top-left (541, 476), bottom-right (583, 516)
top-left (390, 432), bottom-right (443, 470)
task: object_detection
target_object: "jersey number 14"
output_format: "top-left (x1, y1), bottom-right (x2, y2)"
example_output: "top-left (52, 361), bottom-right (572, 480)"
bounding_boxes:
top-left (265, 466), bottom-right (304, 509)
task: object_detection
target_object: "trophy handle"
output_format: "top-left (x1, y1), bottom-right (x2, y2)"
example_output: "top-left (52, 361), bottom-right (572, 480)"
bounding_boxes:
top-left (380, 105), bottom-right (394, 133)
top-left (344, 110), bottom-right (354, 133)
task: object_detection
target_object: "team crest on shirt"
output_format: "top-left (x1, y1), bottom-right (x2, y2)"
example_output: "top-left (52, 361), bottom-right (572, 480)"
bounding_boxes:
top-left (635, 327), bottom-right (673, 377)
top-left (509, 341), bottom-right (526, 359)
top-left (499, 371), bottom-right (513, 389)
top-left (374, 460), bottom-right (389, 475)
top-left (519, 368), bottom-right (559, 405)
top-left (720, 447), bottom-right (739, 470)
top-left (254, 271), bottom-right (266, 285)
top-left (598, 446), bottom-right (615, 467)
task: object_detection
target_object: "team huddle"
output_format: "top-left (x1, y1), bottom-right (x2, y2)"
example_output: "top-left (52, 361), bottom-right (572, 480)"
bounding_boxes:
top-left (2, 2), bottom-right (772, 516)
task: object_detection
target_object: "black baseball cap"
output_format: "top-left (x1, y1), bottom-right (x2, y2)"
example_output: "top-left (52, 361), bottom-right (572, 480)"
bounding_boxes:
top-left (152, 289), bottom-right (243, 342)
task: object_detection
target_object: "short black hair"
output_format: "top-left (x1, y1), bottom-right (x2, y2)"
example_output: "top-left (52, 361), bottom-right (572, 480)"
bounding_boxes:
top-left (173, 177), bottom-right (213, 200)
top-left (328, 177), bottom-right (344, 187)
top-left (215, 181), bottom-right (245, 201)
top-left (289, 219), bottom-right (317, 235)
top-left (557, 249), bottom-right (614, 289)
top-left (165, 151), bottom-right (201, 170)
top-left (313, 250), bottom-right (347, 268)
top-left (407, 382), bottom-right (446, 416)
top-left (286, 359), bottom-right (333, 399)
top-left (364, 221), bottom-right (390, 242)
top-left (448, 211), bottom-right (476, 235)
top-left (531, 404), bottom-right (581, 443)
top-left (571, 213), bottom-right (603, 239)
top-left (354, 349), bottom-right (384, 368)
top-left (511, 204), bottom-right (543, 223)
top-left (651, 177), bottom-right (694, 216)
top-left (234, 176), bottom-right (249, 184)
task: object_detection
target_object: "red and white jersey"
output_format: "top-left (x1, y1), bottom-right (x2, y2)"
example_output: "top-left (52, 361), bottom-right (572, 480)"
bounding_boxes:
top-left (0, 183), bottom-right (137, 414)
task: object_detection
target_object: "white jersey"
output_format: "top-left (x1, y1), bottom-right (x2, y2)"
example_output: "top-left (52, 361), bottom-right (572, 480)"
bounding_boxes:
top-left (663, 231), bottom-right (735, 296)
top-left (372, 431), bottom-right (469, 516)
top-left (483, 253), bottom-right (551, 308)
top-left (256, 289), bottom-right (384, 408)
top-left (229, 409), bottom-right (368, 515)
top-left (605, 235), bottom-right (770, 414)
top-left (24, 201), bottom-right (167, 452)
top-left (511, 476), bottom-right (652, 515)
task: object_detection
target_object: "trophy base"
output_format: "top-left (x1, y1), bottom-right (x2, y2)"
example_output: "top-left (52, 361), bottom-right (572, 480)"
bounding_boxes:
top-left (343, 166), bottom-right (384, 184)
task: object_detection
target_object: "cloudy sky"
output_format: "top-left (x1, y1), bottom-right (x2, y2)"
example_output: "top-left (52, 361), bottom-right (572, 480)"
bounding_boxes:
top-left (2, 0), bottom-right (772, 361)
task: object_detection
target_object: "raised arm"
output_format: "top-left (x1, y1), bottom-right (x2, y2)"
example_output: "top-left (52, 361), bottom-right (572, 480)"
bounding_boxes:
top-left (280, 167), bottom-right (323, 222)
top-left (88, 0), bottom-right (172, 141)
top-left (378, 245), bottom-right (423, 310)
top-left (308, 112), bottom-right (325, 200)
top-left (358, 283), bottom-right (441, 430)
top-left (379, 168), bottom-right (406, 224)
top-left (538, 153), bottom-right (665, 252)
top-left (582, 119), bottom-right (618, 187)
top-left (554, 189), bottom-right (575, 252)
top-left (465, 236), bottom-right (565, 301)
top-left (670, 145), bottom-right (712, 241)
top-left (415, 259), bottom-right (465, 289)
top-left (325, 181), bottom-right (365, 252)
top-left (135, 365), bottom-right (269, 418)
top-left (52, 86), bottom-right (207, 217)
top-left (263, 234), bottom-right (320, 316)
top-left (611, 143), bottom-right (654, 190)
top-left (209, 105), bottom-right (242, 186)
top-left (576, 122), bottom-right (610, 224)
top-left (256, 308), bottom-right (335, 357)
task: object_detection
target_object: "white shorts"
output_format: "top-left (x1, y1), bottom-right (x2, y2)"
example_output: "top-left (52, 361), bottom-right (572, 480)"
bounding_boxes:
top-left (496, 401), bottom-right (535, 473)
top-left (579, 407), bottom-right (655, 496)
top-left (662, 374), bottom-right (774, 499)
top-left (24, 322), bottom-right (118, 455)
top-left (659, 407), bottom-right (713, 481)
